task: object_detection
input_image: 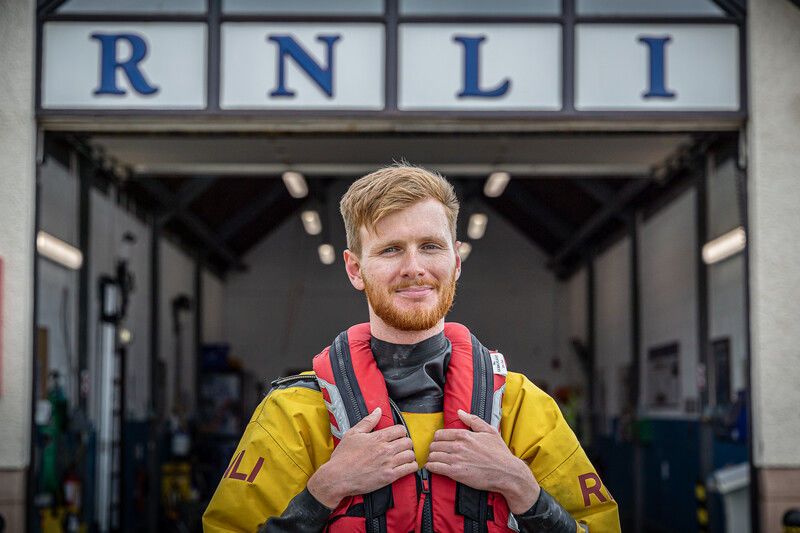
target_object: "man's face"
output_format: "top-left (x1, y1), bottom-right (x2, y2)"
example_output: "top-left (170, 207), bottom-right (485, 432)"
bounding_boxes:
top-left (344, 198), bottom-right (461, 332)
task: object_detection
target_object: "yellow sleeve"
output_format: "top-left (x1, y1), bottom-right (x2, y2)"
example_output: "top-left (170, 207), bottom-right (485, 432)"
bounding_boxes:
top-left (202, 380), bottom-right (333, 533)
top-left (501, 372), bottom-right (621, 532)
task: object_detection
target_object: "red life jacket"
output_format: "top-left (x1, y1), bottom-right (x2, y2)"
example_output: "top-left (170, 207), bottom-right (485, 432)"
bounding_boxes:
top-left (313, 322), bottom-right (517, 533)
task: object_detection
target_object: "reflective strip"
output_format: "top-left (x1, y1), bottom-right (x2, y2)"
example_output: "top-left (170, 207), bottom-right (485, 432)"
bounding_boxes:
top-left (507, 512), bottom-right (520, 532)
top-left (317, 376), bottom-right (351, 440)
top-left (491, 383), bottom-right (505, 431)
top-left (579, 522), bottom-right (589, 533)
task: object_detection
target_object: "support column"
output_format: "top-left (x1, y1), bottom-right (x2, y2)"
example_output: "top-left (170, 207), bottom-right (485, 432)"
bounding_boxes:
top-left (748, 0), bottom-right (800, 530)
top-left (0, 0), bottom-right (37, 530)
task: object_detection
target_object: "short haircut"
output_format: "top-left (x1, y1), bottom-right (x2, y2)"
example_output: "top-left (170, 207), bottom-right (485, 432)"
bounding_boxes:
top-left (340, 164), bottom-right (459, 256)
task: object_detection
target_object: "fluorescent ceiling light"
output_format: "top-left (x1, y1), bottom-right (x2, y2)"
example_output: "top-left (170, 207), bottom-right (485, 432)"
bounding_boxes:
top-left (301, 210), bottom-right (322, 235)
top-left (702, 227), bottom-right (746, 265)
top-left (318, 243), bottom-right (335, 265)
top-left (282, 171), bottom-right (308, 198)
top-left (37, 231), bottom-right (83, 270)
top-left (459, 242), bottom-right (472, 261)
top-left (467, 213), bottom-right (488, 240)
top-left (484, 172), bottom-right (510, 198)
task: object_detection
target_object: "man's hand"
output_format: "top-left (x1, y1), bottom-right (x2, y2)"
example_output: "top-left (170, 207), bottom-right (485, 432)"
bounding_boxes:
top-left (425, 409), bottom-right (541, 514)
top-left (307, 407), bottom-right (418, 509)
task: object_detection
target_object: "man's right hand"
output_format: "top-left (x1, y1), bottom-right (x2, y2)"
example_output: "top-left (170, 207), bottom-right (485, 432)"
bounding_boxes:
top-left (307, 407), bottom-right (417, 509)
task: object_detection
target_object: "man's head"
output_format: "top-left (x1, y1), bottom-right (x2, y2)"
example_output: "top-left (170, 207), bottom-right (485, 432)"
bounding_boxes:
top-left (340, 164), bottom-right (462, 333)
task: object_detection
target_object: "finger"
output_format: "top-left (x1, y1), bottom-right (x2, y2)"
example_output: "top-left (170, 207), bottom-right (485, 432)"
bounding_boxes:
top-left (349, 407), bottom-right (381, 434)
top-left (390, 449), bottom-right (417, 468)
top-left (387, 437), bottom-right (414, 455)
top-left (457, 409), bottom-right (495, 433)
top-left (426, 451), bottom-right (454, 464)
top-left (391, 460), bottom-right (419, 478)
top-left (424, 461), bottom-right (454, 477)
top-left (432, 428), bottom-right (468, 441)
top-left (374, 424), bottom-right (408, 442)
top-left (428, 440), bottom-right (459, 454)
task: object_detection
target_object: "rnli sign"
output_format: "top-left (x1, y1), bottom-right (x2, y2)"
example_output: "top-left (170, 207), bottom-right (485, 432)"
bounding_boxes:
top-left (40, 22), bottom-right (740, 112)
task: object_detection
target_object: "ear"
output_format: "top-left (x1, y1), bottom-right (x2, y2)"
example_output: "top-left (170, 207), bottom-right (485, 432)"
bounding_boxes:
top-left (343, 249), bottom-right (365, 291)
top-left (455, 240), bottom-right (463, 281)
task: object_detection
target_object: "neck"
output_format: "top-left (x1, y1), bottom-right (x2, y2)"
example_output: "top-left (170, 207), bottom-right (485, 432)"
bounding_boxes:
top-left (367, 309), bottom-right (445, 344)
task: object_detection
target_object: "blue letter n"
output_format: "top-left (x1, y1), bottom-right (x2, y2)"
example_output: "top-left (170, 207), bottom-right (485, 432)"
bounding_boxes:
top-left (269, 34), bottom-right (341, 98)
top-left (91, 33), bottom-right (159, 96)
top-left (638, 35), bottom-right (676, 99)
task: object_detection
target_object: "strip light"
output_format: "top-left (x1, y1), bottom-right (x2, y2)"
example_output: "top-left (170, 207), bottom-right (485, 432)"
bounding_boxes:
top-left (702, 227), bottom-right (746, 265)
top-left (318, 243), bottom-right (336, 265)
top-left (301, 210), bottom-right (322, 235)
top-left (282, 171), bottom-right (308, 198)
top-left (484, 172), bottom-right (510, 198)
top-left (459, 242), bottom-right (472, 261)
top-left (467, 213), bottom-right (488, 240)
top-left (37, 231), bottom-right (83, 270)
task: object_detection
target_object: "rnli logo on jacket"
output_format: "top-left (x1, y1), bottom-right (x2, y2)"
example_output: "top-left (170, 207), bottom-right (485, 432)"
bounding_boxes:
top-left (223, 450), bottom-right (265, 483)
top-left (578, 473), bottom-right (612, 507)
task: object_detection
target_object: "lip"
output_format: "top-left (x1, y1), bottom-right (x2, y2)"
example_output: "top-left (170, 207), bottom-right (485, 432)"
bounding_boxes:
top-left (395, 286), bottom-right (434, 299)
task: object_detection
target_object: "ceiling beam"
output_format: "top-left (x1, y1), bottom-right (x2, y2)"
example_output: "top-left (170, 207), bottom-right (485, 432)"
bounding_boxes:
top-left (136, 178), bottom-right (246, 271)
top-left (710, 0), bottom-right (746, 18)
top-left (500, 183), bottom-right (574, 243)
top-left (217, 181), bottom-right (290, 242)
top-left (573, 179), bottom-right (631, 224)
top-left (157, 176), bottom-right (218, 225)
top-left (550, 178), bottom-right (652, 269)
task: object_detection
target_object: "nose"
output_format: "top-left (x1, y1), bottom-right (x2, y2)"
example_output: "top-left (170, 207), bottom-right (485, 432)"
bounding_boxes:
top-left (399, 249), bottom-right (426, 279)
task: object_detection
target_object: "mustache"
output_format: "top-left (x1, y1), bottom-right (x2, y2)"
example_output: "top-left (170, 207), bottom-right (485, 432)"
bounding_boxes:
top-left (390, 279), bottom-right (441, 291)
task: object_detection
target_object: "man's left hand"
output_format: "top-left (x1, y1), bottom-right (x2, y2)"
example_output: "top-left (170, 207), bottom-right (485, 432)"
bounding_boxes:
top-left (425, 409), bottom-right (541, 514)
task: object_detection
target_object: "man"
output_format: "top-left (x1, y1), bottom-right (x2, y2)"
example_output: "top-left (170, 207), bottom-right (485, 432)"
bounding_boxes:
top-left (203, 165), bottom-right (620, 532)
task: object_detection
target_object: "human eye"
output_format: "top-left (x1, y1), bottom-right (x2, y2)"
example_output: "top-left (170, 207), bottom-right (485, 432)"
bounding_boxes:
top-left (422, 242), bottom-right (444, 251)
top-left (381, 246), bottom-right (400, 254)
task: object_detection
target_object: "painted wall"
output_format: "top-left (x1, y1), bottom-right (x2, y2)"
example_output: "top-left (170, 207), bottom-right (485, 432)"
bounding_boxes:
top-left (593, 237), bottom-right (632, 432)
top-left (159, 239), bottom-right (197, 416)
top-left (638, 188), bottom-right (698, 418)
top-left (748, 0), bottom-right (800, 470)
top-left (223, 181), bottom-right (585, 396)
top-left (0, 0), bottom-right (36, 478)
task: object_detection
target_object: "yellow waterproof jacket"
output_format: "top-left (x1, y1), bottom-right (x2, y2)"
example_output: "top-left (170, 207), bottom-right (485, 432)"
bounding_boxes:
top-left (203, 371), bottom-right (620, 532)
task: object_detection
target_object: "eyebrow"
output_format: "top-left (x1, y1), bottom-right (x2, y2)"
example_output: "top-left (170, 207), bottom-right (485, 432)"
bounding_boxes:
top-left (373, 235), bottom-right (449, 249)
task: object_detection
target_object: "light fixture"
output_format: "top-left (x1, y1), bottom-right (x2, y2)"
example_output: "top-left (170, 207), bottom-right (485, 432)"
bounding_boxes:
top-left (301, 210), bottom-right (322, 235)
top-left (702, 227), bottom-right (746, 265)
top-left (318, 243), bottom-right (335, 265)
top-left (37, 231), bottom-right (83, 270)
top-left (484, 172), bottom-right (510, 198)
top-left (282, 171), bottom-right (308, 198)
top-left (458, 242), bottom-right (472, 261)
top-left (467, 213), bottom-right (488, 240)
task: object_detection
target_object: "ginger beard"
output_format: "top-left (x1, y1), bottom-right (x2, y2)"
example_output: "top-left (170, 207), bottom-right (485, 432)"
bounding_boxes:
top-left (362, 267), bottom-right (458, 332)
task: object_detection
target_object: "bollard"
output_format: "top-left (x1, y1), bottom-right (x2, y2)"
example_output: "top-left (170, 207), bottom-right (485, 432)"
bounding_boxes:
top-left (784, 509), bottom-right (800, 533)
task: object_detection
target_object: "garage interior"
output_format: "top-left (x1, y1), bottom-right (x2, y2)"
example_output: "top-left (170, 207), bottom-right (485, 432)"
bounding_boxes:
top-left (32, 129), bottom-right (749, 532)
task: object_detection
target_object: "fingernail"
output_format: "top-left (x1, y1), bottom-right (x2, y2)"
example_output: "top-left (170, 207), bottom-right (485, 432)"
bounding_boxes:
top-left (373, 407), bottom-right (381, 415)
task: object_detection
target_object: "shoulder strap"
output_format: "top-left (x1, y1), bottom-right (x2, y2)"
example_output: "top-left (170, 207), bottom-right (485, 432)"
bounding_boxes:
top-left (439, 323), bottom-right (509, 532)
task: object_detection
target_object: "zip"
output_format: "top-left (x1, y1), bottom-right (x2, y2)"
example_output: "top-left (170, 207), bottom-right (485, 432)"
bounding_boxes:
top-left (477, 346), bottom-right (488, 419)
top-left (388, 399), bottom-right (433, 533)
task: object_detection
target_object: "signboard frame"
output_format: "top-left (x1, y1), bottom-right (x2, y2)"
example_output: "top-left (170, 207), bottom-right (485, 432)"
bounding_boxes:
top-left (34, 0), bottom-right (747, 123)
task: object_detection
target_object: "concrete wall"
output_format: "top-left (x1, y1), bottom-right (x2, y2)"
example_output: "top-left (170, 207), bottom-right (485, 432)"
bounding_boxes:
top-left (639, 189), bottom-right (699, 418)
top-left (748, 0), bottom-right (800, 527)
top-left (0, 0), bottom-right (36, 529)
top-left (594, 237), bottom-right (632, 432)
top-left (159, 239), bottom-right (197, 416)
top-left (223, 181), bottom-right (585, 396)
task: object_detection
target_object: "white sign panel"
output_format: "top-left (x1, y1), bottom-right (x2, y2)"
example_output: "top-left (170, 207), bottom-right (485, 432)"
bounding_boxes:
top-left (575, 25), bottom-right (739, 110)
top-left (399, 24), bottom-right (562, 110)
top-left (221, 23), bottom-right (384, 109)
top-left (42, 23), bottom-right (207, 109)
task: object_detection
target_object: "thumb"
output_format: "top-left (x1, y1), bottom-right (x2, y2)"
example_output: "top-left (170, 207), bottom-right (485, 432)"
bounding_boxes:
top-left (458, 409), bottom-right (494, 433)
top-left (350, 407), bottom-right (382, 433)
